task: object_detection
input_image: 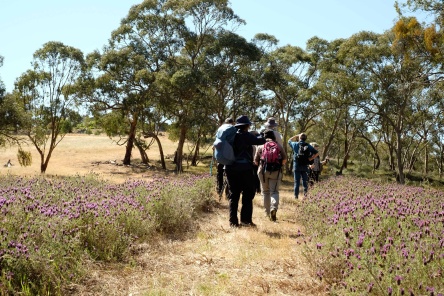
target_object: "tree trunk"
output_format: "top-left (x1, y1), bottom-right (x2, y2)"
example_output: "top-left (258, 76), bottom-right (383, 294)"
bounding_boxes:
top-left (424, 143), bottom-right (428, 176)
top-left (143, 131), bottom-right (167, 170)
top-left (123, 119), bottom-right (138, 165)
top-left (134, 138), bottom-right (149, 164)
top-left (396, 131), bottom-right (405, 184)
top-left (191, 137), bottom-right (200, 166)
top-left (359, 133), bottom-right (380, 171)
top-left (175, 126), bottom-right (187, 173)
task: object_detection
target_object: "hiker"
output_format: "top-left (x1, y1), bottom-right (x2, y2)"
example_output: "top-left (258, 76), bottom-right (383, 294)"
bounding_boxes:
top-left (250, 130), bottom-right (262, 194)
top-left (225, 115), bottom-right (266, 228)
top-left (308, 142), bottom-right (329, 183)
top-left (254, 129), bottom-right (287, 221)
top-left (288, 133), bottom-right (318, 199)
top-left (215, 118), bottom-right (234, 196)
top-left (264, 117), bottom-right (283, 147)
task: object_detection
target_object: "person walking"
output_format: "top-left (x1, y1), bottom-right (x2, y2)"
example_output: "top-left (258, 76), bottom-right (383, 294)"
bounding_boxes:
top-left (214, 118), bottom-right (234, 197)
top-left (264, 117), bottom-right (283, 147)
top-left (254, 129), bottom-right (287, 221)
top-left (250, 130), bottom-right (262, 194)
top-left (288, 133), bottom-right (318, 199)
top-left (308, 142), bottom-right (329, 183)
top-left (225, 115), bottom-right (266, 228)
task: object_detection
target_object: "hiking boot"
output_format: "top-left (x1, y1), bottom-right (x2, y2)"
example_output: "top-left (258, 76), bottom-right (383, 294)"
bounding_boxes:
top-left (241, 221), bottom-right (257, 227)
top-left (270, 209), bottom-right (277, 222)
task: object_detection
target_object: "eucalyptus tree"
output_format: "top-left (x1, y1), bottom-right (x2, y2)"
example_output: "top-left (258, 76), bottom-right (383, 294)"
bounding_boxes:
top-left (340, 26), bottom-right (436, 184)
top-left (13, 42), bottom-right (85, 173)
top-left (157, 0), bottom-right (245, 172)
top-left (203, 31), bottom-right (262, 125)
top-left (83, 0), bottom-right (184, 167)
top-left (256, 35), bottom-right (315, 159)
top-left (430, 109), bottom-right (444, 178)
top-left (306, 36), bottom-right (372, 174)
top-left (0, 56), bottom-right (18, 146)
top-left (179, 31), bottom-right (263, 166)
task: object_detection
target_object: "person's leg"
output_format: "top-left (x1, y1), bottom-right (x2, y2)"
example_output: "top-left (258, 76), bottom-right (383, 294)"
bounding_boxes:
top-left (301, 170), bottom-right (309, 195)
top-left (253, 164), bottom-right (261, 193)
top-left (314, 170), bottom-right (320, 182)
top-left (259, 171), bottom-right (271, 217)
top-left (225, 169), bottom-right (241, 226)
top-left (269, 170), bottom-right (281, 221)
top-left (240, 170), bottom-right (256, 225)
top-left (216, 163), bottom-right (224, 194)
top-left (269, 170), bottom-right (280, 210)
top-left (294, 170), bottom-right (301, 198)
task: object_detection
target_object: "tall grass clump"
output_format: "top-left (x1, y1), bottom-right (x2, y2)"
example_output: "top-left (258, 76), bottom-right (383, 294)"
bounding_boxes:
top-left (298, 176), bottom-right (444, 295)
top-left (0, 173), bottom-right (213, 295)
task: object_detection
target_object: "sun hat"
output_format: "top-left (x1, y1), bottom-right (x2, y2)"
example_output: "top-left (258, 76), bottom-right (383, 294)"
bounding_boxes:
top-left (264, 117), bottom-right (278, 128)
top-left (235, 115), bottom-right (252, 127)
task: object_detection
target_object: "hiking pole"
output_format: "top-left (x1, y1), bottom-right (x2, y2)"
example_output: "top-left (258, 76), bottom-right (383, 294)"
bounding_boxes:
top-left (210, 155), bottom-right (214, 176)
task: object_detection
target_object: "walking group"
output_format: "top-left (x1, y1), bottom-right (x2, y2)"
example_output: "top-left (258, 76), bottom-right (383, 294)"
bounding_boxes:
top-left (213, 115), bottom-right (328, 228)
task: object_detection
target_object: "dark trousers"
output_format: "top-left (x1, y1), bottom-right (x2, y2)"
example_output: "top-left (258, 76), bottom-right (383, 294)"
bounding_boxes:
top-left (294, 170), bottom-right (309, 197)
top-left (225, 169), bottom-right (256, 225)
top-left (252, 164), bottom-right (261, 193)
top-left (312, 170), bottom-right (320, 182)
top-left (216, 163), bottom-right (224, 194)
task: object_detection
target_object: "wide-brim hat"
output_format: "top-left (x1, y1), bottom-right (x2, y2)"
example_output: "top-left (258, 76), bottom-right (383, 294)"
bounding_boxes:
top-left (264, 117), bottom-right (278, 128)
top-left (235, 115), bottom-right (252, 127)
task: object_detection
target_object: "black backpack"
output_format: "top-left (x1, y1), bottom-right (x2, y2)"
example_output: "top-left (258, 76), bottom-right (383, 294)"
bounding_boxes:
top-left (296, 142), bottom-right (310, 166)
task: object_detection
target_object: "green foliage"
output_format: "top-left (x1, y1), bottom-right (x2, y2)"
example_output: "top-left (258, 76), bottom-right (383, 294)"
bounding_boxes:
top-left (148, 174), bottom-right (215, 237)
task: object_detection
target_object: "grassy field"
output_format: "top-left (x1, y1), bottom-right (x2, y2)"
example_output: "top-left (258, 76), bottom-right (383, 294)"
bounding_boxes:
top-left (1, 134), bottom-right (182, 182)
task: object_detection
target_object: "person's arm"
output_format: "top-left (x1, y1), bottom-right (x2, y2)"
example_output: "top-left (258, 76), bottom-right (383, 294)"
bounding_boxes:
top-left (254, 146), bottom-right (262, 165)
top-left (249, 133), bottom-right (266, 146)
top-left (288, 135), bottom-right (298, 142)
top-left (308, 146), bottom-right (319, 162)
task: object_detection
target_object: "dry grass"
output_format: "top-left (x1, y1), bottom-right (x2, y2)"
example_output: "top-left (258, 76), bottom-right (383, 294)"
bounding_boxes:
top-left (0, 134), bottom-right (326, 295)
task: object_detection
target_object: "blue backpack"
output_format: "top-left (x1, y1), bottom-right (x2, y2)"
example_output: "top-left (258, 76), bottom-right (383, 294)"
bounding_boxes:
top-left (213, 124), bottom-right (237, 165)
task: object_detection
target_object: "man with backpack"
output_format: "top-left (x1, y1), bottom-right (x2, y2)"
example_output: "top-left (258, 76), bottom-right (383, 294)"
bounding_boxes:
top-left (288, 133), bottom-right (318, 199)
top-left (214, 118), bottom-right (234, 197)
top-left (225, 115), bottom-right (266, 228)
top-left (254, 129), bottom-right (287, 221)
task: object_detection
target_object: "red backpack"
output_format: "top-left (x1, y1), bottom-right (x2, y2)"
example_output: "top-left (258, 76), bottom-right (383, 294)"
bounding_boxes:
top-left (260, 141), bottom-right (282, 172)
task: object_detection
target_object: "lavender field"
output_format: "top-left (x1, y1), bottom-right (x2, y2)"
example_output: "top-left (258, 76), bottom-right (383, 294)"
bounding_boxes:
top-left (299, 176), bottom-right (444, 295)
top-left (0, 174), bottom-right (213, 294)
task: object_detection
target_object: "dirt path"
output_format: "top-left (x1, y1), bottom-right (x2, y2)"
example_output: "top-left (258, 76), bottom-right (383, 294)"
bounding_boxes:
top-left (71, 181), bottom-right (325, 296)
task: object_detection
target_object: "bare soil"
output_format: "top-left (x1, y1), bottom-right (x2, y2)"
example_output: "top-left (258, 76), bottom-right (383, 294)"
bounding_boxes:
top-left (0, 134), bottom-right (326, 295)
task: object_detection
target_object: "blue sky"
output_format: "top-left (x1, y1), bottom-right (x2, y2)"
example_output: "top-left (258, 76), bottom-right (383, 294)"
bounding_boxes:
top-left (0, 0), bottom-right (406, 93)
